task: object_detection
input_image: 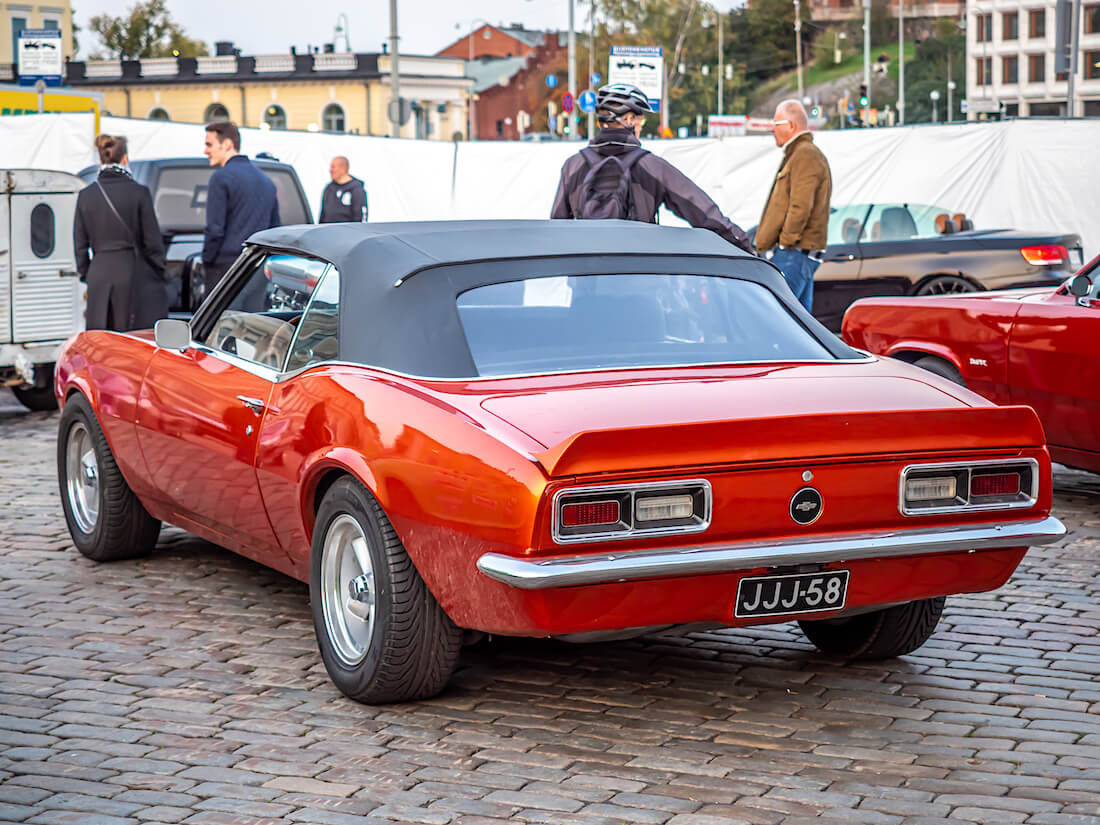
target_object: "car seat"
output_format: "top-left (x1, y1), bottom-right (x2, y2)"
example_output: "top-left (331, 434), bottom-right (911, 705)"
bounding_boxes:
top-left (842, 218), bottom-right (861, 244)
top-left (879, 206), bottom-right (918, 240)
top-left (953, 213), bottom-right (974, 231)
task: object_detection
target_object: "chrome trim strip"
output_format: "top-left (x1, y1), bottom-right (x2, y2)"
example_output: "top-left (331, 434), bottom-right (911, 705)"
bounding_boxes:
top-left (898, 458), bottom-right (1039, 516)
top-left (476, 515), bottom-right (1065, 590)
top-left (551, 478), bottom-right (713, 545)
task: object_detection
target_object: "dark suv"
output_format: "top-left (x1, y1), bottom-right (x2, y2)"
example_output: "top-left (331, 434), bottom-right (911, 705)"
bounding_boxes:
top-left (78, 157), bottom-right (313, 313)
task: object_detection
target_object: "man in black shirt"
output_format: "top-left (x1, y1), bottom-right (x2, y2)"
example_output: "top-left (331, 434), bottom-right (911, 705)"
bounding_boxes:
top-left (319, 156), bottom-right (368, 223)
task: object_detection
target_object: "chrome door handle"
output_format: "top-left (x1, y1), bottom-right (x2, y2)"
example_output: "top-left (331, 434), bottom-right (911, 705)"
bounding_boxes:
top-left (236, 395), bottom-right (265, 414)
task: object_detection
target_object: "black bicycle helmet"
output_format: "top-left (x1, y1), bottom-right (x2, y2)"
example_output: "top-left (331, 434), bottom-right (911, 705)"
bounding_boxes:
top-left (596, 83), bottom-right (655, 123)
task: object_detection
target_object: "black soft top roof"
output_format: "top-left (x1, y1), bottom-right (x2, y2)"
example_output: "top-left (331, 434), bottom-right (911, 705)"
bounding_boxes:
top-left (249, 219), bottom-right (754, 285)
top-left (232, 220), bottom-right (859, 378)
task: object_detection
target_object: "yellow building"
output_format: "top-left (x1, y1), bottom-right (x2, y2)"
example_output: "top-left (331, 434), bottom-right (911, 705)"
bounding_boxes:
top-left (1, 0), bottom-right (74, 77)
top-left (65, 49), bottom-right (473, 140)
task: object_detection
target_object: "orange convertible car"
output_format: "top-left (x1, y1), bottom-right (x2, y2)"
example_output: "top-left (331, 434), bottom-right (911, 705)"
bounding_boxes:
top-left (55, 221), bottom-right (1064, 703)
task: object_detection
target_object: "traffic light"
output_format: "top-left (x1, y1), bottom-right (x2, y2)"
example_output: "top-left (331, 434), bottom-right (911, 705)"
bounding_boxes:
top-left (859, 83), bottom-right (869, 107)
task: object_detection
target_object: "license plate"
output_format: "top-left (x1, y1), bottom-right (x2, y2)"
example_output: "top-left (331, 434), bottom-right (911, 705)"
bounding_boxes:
top-left (734, 569), bottom-right (849, 619)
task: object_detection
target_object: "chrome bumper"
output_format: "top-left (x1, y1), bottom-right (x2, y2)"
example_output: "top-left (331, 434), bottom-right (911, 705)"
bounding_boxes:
top-left (476, 515), bottom-right (1065, 590)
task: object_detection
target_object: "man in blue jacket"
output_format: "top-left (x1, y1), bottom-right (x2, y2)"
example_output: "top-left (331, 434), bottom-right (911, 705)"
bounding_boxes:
top-left (201, 121), bottom-right (280, 300)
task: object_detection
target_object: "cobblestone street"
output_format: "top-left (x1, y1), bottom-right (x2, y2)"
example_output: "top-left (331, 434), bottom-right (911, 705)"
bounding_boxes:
top-left (1, 388), bottom-right (1099, 825)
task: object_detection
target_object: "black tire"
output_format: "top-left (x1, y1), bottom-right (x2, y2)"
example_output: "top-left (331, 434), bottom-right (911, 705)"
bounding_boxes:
top-left (912, 355), bottom-right (966, 387)
top-left (798, 597), bottom-right (946, 660)
top-left (57, 393), bottom-right (160, 561)
top-left (913, 275), bottom-right (979, 296)
top-left (310, 477), bottom-right (462, 704)
top-left (12, 365), bottom-right (58, 411)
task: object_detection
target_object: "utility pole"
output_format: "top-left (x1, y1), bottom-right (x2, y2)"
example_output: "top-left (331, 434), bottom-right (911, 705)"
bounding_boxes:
top-left (795, 0), bottom-right (804, 103)
top-left (568, 0), bottom-right (577, 139)
top-left (1067, 0), bottom-right (1081, 117)
top-left (389, 0), bottom-right (400, 138)
top-left (863, 0), bottom-right (871, 109)
top-left (588, 0), bottom-right (595, 138)
top-left (718, 9), bottom-right (724, 116)
top-left (946, 50), bottom-right (954, 122)
top-left (897, 0), bottom-right (905, 125)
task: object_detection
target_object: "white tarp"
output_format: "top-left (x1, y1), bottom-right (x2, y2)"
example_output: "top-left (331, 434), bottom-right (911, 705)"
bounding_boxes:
top-left (3, 112), bottom-right (1097, 257)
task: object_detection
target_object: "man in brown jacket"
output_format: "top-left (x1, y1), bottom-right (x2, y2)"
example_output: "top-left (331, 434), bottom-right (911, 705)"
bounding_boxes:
top-left (755, 100), bottom-right (832, 311)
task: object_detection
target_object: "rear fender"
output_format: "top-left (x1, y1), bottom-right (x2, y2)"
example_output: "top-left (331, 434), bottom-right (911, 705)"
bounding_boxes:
top-left (884, 341), bottom-right (966, 374)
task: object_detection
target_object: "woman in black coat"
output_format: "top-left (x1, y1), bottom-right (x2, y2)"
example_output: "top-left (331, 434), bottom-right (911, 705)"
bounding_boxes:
top-left (74, 134), bottom-right (169, 331)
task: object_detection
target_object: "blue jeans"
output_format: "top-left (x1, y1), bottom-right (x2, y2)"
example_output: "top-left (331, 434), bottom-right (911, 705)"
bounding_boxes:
top-left (771, 248), bottom-right (820, 313)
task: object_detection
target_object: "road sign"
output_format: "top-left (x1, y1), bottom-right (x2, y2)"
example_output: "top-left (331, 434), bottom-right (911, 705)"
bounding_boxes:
top-left (608, 45), bottom-right (663, 112)
top-left (562, 92), bottom-right (574, 114)
top-left (387, 97), bottom-right (412, 126)
top-left (964, 98), bottom-right (1002, 114)
top-left (545, 74), bottom-right (558, 88)
top-left (17, 29), bottom-right (62, 86)
top-left (589, 72), bottom-right (601, 86)
top-left (578, 90), bottom-right (597, 113)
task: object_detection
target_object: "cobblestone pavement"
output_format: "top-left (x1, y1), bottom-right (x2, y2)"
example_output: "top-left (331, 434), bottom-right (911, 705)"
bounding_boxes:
top-left (2, 388), bottom-right (1099, 825)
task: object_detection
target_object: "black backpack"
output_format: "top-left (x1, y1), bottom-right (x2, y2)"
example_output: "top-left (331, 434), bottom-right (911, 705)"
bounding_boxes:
top-left (577, 146), bottom-right (648, 220)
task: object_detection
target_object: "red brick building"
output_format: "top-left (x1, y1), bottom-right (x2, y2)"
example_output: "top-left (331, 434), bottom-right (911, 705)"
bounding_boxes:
top-left (437, 24), bottom-right (568, 140)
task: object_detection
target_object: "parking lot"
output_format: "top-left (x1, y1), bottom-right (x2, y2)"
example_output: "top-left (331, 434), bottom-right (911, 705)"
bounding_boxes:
top-left (1, 388), bottom-right (1099, 825)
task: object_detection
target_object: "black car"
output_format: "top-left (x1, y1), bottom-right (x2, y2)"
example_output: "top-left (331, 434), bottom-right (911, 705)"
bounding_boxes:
top-left (78, 157), bottom-right (313, 314)
top-left (786, 202), bottom-right (1084, 330)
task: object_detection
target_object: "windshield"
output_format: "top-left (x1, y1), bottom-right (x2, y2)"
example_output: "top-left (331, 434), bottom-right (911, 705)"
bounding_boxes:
top-left (152, 166), bottom-right (310, 231)
top-left (456, 274), bottom-right (833, 377)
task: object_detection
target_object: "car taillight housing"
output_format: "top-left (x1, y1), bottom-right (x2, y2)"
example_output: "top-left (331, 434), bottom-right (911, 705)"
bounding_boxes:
top-left (899, 459), bottom-right (1037, 515)
top-left (552, 480), bottom-right (711, 543)
top-left (1020, 245), bottom-right (1068, 266)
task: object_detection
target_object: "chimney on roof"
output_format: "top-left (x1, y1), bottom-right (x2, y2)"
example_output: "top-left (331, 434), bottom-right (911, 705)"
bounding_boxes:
top-left (290, 45), bottom-right (296, 55)
top-left (510, 22), bottom-right (523, 29)
top-left (214, 40), bottom-right (235, 56)
top-left (323, 43), bottom-right (335, 53)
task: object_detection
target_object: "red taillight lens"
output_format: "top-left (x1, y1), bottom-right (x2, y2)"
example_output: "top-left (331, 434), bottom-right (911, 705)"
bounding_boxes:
top-left (971, 472), bottom-right (1021, 497)
top-left (561, 500), bottom-right (620, 527)
top-left (1020, 245), bottom-right (1068, 266)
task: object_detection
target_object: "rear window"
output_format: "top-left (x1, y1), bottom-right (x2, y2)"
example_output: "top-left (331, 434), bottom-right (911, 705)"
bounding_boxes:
top-left (152, 166), bottom-right (309, 231)
top-left (456, 274), bottom-right (833, 377)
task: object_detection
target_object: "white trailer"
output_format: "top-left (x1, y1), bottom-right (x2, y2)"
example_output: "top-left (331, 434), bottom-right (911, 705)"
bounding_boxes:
top-left (0, 169), bottom-right (85, 410)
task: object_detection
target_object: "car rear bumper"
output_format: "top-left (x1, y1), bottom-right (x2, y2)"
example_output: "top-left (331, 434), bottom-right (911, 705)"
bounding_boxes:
top-left (476, 515), bottom-right (1064, 590)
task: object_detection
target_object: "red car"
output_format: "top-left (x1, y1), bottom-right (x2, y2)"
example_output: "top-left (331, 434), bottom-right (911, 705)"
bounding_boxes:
top-left (55, 221), bottom-right (1064, 704)
top-left (843, 253), bottom-right (1100, 475)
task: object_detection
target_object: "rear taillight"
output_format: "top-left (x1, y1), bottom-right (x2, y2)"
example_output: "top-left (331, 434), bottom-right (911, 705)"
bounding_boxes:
top-left (1020, 245), bottom-right (1068, 266)
top-left (553, 480), bottom-right (711, 543)
top-left (900, 460), bottom-right (1037, 515)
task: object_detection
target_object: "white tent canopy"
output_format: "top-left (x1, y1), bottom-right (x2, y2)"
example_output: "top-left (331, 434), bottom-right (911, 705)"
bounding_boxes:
top-left (3, 112), bottom-right (1096, 257)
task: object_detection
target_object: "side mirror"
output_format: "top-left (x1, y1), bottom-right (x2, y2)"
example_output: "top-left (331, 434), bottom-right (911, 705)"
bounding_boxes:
top-left (154, 318), bottom-right (191, 351)
top-left (1069, 273), bottom-right (1092, 299)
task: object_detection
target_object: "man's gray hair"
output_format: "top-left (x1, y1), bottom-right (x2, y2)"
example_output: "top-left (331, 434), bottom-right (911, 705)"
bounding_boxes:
top-left (775, 99), bottom-right (809, 131)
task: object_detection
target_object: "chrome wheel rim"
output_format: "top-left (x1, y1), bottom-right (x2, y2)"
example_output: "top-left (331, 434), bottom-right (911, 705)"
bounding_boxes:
top-left (65, 422), bottom-right (100, 534)
top-left (921, 278), bottom-right (976, 296)
top-left (321, 514), bottom-right (376, 666)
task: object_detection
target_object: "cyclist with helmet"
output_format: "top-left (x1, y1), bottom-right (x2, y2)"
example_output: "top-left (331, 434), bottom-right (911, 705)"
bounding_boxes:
top-left (551, 83), bottom-right (753, 253)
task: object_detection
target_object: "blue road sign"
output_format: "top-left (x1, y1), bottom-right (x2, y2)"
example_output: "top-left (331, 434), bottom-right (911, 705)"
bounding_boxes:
top-left (578, 90), bottom-right (597, 113)
top-left (589, 72), bottom-right (601, 86)
top-left (545, 74), bottom-right (558, 88)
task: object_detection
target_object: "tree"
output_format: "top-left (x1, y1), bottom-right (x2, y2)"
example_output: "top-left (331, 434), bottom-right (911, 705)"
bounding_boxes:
top-left (903, 19), bottom-right (965, 123)
top-left (89, 0), bottom-right (208, 60)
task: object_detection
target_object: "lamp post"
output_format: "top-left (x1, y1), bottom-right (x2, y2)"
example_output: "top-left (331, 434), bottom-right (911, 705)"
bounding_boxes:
top-left (568, 0), bottom-right (577, 139)
top-left (795, 0), bottom-right (804, 102)
top-left (929, 88), bottom-right (940, 123)
top-left (834, 30), bottom-right (846, 64)
top-left (898, 0), bottom-right (905, 125)
top-left (389, 0), bottom-right (400, 139)
top-left (863, 0), bottom-right (871, 108)
top-left (947, 79), bottom-right (956, 123)
top-left (456, 19), bottom-right (491, 140)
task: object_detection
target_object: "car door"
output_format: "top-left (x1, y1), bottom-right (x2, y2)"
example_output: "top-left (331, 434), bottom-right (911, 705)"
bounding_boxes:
top-left (135, 250), bottom-right (327, 564)
top-left (811, 204), bottom-right (867, 330)
top-left (1007, 258), bottom-right (1100, 467)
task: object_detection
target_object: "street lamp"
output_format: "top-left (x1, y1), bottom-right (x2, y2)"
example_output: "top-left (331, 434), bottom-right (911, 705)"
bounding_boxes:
top-left (929, 88), bottom-right (940, 123)
top-left (834, 30), bottom-right (846, 64)
top-left (455, 19), bottom-right (492, 141)
top-left (946, 80), bottom-right (956, 123)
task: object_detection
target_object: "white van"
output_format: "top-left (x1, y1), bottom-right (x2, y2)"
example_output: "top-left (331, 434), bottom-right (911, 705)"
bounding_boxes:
top-left (1, 169), bottom-right (85, 411)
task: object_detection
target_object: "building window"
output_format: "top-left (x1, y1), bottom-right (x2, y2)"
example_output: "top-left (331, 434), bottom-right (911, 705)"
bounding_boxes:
top-left (40, 16), bottom-right (60, 31)
top-left (148, 107), bottom-right (170, 121)
top-left (30, 204), bottom-right (55, 258)
top-left (1086, 5), bottom-right (1100, 34)
top-left (1029, 9), bottom-right (1046, 38)
top-left (1003, 103), bottom-right (1020, 117)
top-left (1002, 55), bottom-right (1019, 84)
top-left (1029, 101), bottom-right (1065, 116)
top-left (976, 57), bottom-right (993, 86)
top-left (1085, 100), bottom-right (1100, 116)
top-left (11, 16), bottom-right (27, 64)
top-left (1087, 50), bottom-right (1100, 80)
top-left (204, 103), bottom-right (230, 122)
top-left (322, 103), bottom-right (345, 133)
top-left (1003, 12), bottom-right (1018, 40)
top-left (263, 104), bottom-right (287, 129)
top-left (977, 13), bottom-right (993, 42)
top-left (1029, 53), bottom-right (1046, 82)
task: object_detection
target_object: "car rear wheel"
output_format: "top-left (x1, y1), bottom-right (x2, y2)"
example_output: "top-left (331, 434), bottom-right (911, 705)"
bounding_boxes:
top-left (913, 275), bottom-right (978, 296)
top-left (912, 356), bottom-right (966, 387)
top-left (57, 393), bottom-right (161, 561)
top-left (310, 477), bottom-right (462, 704)
top-left (12, 372), bottom-right (58, 411)
top-left (798, 597), bottom-right (946, 659)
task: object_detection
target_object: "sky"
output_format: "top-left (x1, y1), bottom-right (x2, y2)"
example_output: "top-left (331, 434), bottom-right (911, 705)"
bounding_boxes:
top-left (74, 0), bottom-right (744, 60)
